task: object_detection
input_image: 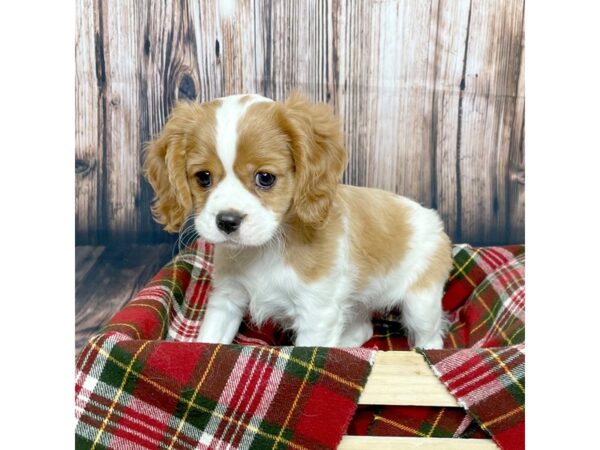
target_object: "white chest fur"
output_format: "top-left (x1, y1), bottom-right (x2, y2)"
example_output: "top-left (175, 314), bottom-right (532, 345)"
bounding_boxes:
top-left (212, 244), bottom-right (346, 330)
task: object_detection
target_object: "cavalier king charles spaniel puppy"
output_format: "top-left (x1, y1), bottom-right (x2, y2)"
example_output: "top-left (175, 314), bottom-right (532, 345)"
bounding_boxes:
top-left (144, 92), bottom-right (452, 348)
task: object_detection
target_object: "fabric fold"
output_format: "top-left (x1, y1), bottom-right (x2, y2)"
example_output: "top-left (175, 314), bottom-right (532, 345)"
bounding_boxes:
top-left (418, 245), bottom-right (525, 450)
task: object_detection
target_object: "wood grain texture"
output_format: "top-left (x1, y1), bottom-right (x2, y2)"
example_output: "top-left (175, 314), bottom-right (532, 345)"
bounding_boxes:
top-left (75, 0), bottom-right (102, 244)
top-left (359, 351), bottom-right (458, 407)
top-left (75, 243), bottom-right (172, 352)
top-left (75, 245), bottom-right (105, 286)
top-left (101, 0), bottom-right (145, 242)
top-left (76, 0), bottom-right (525, 246)
top-left (457, 0), bottom-right (525, 243)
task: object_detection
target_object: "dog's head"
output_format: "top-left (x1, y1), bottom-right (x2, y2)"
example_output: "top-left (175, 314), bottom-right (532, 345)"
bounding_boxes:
top-left (144, 92), bottom-right (347, 246)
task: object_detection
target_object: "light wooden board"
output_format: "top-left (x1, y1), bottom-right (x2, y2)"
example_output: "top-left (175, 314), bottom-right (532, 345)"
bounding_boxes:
top-left (339, 436), bottom-right (499, 449)
top-left (359, 351), bottom-right (457, 407)
top-left (76, 0), bottom-right (525, 246)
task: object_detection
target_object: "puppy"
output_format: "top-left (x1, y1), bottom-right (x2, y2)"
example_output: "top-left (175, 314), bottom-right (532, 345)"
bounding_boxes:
top-left (144, 92), bottom-right (452, 348)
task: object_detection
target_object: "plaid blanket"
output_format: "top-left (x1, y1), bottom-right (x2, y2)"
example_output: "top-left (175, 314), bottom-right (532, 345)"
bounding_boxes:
top-left (422, 246), bottom-right (525, 449)
top-left (75, 241), bottom-right (525, 449)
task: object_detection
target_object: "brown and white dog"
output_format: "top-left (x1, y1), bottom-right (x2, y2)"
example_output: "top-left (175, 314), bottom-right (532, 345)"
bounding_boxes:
top-left (144, 92), bottom-right (452, 348)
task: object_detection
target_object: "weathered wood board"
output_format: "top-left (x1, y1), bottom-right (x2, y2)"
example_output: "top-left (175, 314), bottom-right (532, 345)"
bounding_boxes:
top-left (75, 243), bottom-right (172, 352)
top-left (76, 0), bottom-right (525, 246)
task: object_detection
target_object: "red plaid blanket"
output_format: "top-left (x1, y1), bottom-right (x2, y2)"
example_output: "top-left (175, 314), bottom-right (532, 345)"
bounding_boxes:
top-left (424, 246), bottom-right (525, 449)
top-left (75, 242), bottom-right (524, 449)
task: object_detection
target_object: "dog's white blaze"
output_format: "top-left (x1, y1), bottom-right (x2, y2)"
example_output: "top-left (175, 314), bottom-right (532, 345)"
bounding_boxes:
top-left (214, 94), bottom-right (273, 174)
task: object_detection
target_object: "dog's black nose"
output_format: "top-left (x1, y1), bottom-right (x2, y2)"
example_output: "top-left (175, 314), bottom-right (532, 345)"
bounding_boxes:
top-left (216, 211), bottom-right (243, 234)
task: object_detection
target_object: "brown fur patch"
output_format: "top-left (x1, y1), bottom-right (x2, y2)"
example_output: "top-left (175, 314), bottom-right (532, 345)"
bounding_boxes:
top-left (338, 185), bottom-right (413, 289)
top-left (282, 202), bottom-right (344, 282)
top-left (407, 233), bottom-right (453, 294)
top-left (143, 99), bottom-right (222, 232)
top-left (276, 92), bottom-right (348, 227)
top-left (238, 95), bottom-right (253, 105)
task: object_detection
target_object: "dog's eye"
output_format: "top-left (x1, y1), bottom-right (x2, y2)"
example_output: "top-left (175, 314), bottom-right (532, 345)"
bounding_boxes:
top-left (195, 171), bottom-right (212, 188)
top-left (255, 172), bottom-right (276, 189)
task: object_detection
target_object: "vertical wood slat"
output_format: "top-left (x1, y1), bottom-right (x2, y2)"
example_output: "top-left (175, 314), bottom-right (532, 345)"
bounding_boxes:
top-left (431, 0), bottom-right (472, 241)
top-left (75, 0), bottom-right (101, 244)
top-left (219, 0), bottom-right (258, 95)
top-left (333, 0), bottom-right (375, 188)
top-left (458, 0), bottom-right (525, 243)
top-left (507, 21), bottom-right (525, 242)
top-left (75, 0), bottom-right (525, 246)
top-left (259, 0), bottom-right (332, 101)
top-left (140, 0), bottom-right (212, 243)
top-left (101, 0), bottom-right (144, 242)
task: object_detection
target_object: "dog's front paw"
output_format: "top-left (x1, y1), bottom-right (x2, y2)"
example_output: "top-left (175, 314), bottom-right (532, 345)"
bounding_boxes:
top-left (413, 336), bottom-right (444, 350)
top-left (195, 332), bottom-right (235, 345)
top-left (338, 321), bottom-right (374, 347)
top-left (195, 313), bottom-right (242, 345)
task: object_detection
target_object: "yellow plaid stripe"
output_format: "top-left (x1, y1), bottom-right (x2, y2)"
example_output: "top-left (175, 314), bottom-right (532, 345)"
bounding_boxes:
top-left (469, 277), bottom-right (524, 345)
top-left (263, 347), bottom-right (364, 391)
top-left (271, 347), bottom-right (318, 450)
top-left (103, 322), bottom-right (142, 339)
top-left (448, 249), bottom-right (481, 283)
top-left (373, 415), bottom-right (427, 437)
top-left (152, 277), bottom-right (186, 298)
top-left (91, 341), bottom-right (150, 450)
top-left (448, 325), bottom-right (462, 348)
top-left (125, 301), bottom-right (168, 337)
top-left (509, 324), bottom-right (525, 343)
top-left (88, 341), bottom-right (310, 450)
top-left (183, 304), bottom-right (207, 314)
top-left (484, 348), bottom-right (525, 394)
top-left (427, 408), bottom-right (446, 437)
top-left (481, 405), bottom-right (524, 428)
top-left (167, 344), bottom-right (222, 449)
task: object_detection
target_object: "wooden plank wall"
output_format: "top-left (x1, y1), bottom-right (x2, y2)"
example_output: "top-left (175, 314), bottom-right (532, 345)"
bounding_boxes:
top-left (76, 0), bottom-right (525, 246)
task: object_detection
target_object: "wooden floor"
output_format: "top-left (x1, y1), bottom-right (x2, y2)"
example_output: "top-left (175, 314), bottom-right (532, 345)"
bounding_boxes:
top-left (75, 244), bottom-right (173, 353)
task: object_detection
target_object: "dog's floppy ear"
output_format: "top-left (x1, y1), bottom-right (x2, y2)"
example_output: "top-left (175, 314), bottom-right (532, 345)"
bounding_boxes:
top-left (143, 102), bottom-right (195, 233)
top-left (280, 91), bottom-right (347, 227)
